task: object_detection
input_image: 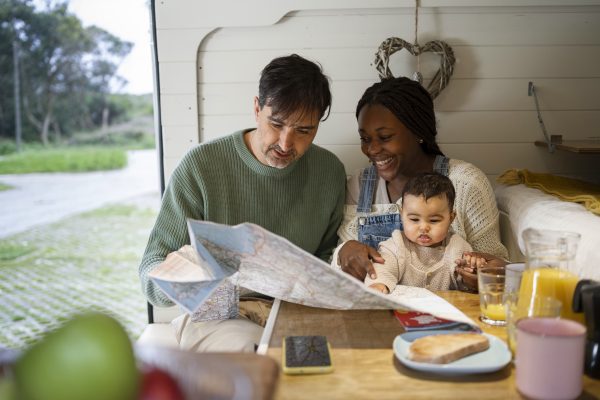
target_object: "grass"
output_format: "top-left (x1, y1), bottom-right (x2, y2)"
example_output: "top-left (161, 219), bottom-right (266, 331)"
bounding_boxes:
top-left (0, 147), bottom-right (127, 174)
top-left (0, 183), bottom-right (12, 191)
top-left (0, 243), bottom-right (34, 261)
top-left (0, 113), bottom-right (154, 174)
top-left (0, 202), bottom-right (158, 349)
top-left (68, 115), bottom-right (155, 149)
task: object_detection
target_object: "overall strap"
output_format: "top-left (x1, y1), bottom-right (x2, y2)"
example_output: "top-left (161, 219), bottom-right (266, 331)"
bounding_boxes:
top-left (356, 164), bottom-right (378, 213)
top-left (433, 155), bottom-right (450, 177)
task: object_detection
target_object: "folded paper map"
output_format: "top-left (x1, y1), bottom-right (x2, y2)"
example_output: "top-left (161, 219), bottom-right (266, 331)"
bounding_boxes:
top-left (148, 219), bottom-right (477, 329)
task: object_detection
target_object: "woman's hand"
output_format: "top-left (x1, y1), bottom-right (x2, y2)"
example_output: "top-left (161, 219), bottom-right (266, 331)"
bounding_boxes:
top-left (455, 251), bottom-right (508, 271)
top-left (454, 266), bottom-right (478, 293)
top-left (454, 251), bottom-right (508, 293)
top-left (338, 240), bottom-right (384, 281)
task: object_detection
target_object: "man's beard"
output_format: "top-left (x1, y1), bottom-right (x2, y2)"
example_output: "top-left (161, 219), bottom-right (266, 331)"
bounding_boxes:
top-left (265, 144), bottom-right (297, 169)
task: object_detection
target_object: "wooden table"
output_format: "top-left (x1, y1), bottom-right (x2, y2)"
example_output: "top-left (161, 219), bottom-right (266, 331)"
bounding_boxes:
top-left (265, 291), bottom-right (600, 399)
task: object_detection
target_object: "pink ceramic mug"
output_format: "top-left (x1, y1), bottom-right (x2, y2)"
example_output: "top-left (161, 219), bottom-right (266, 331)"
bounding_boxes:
top-left (516, 317), bottom-right (586, 400)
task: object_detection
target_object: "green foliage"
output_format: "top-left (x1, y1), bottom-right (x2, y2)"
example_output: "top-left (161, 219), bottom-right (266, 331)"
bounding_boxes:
top-left (0, 147), bottom-right (127, 173)
top-left (0, 242), bottom-right (34, 261)
top-left (0, 182), bottom-right (13, 192)
top-left (68, 114), bottom-right (155, 149)
top-left (119, 94), bottom-right (154, 117)
top-left (0, 0), bottom-right (135, 144)
top-left (0, 139), bottom-right (17, 155)
top-left (69, 131), bottom-right (155, 149)
top-left (82, 204), bottom-right (155, 218)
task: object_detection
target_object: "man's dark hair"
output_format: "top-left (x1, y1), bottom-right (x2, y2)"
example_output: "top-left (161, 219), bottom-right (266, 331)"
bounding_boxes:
top-left (356, 77), bottom-right (444, 156)
top-left (258, 54), bottom-right (332, 122)
top-left (402, 172), bottom-right (455, 210)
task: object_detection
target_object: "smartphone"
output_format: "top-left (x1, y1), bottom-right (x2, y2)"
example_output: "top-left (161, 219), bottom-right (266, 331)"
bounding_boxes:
top-left (282, 335), bottom-right (333, 375)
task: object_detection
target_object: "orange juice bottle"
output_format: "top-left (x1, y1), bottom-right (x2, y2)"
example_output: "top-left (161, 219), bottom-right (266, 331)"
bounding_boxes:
top-left (518, 228), bottom-right (583, 324)
top-left (517, 267), bottom-right (584, 324)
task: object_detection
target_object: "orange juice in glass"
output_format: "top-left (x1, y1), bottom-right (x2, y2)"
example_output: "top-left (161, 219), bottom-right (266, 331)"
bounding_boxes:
top-left (478, 267), bottom-right (506, 326)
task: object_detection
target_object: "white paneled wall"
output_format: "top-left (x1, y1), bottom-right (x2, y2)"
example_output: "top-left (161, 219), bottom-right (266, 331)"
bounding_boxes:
top-left (154, 1), bottom-right (600, 182)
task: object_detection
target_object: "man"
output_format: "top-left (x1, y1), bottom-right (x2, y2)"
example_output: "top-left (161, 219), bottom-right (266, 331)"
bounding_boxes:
top-left (139, 54), bottom-right (346, 352)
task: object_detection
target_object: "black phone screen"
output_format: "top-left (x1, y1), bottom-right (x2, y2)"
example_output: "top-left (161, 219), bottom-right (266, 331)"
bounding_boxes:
top-left (284, 335), bottom-right (332, 368)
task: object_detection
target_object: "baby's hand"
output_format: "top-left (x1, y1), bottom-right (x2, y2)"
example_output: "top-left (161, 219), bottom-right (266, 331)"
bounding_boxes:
top-left (455, 252), bottom-right (488, 274)
top-left (369, 283), bottom-right (389, 294)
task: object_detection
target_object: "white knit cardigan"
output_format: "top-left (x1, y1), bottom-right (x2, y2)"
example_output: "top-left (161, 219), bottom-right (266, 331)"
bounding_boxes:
top-left (331, 159), bottom-right (508, 268)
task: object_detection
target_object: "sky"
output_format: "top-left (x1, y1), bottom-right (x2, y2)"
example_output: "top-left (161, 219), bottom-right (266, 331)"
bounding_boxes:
top-left (68, 0), bottom-right (154, 95)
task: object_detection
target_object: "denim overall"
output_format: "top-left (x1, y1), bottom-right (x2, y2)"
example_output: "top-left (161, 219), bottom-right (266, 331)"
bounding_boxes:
top-left (356, 155), bottom-right (450, 248)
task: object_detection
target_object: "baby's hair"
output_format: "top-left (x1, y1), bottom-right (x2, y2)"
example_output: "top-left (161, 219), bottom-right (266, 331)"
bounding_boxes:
top-left (402, 172), bottom-right (456, 210)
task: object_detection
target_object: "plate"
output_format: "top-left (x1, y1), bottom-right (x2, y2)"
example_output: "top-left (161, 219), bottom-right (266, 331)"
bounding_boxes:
top-left (393, 330), bottom-right (511, 374)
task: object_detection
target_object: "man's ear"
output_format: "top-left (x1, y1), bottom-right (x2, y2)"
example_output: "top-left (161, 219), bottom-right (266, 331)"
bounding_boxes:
top-left (253, 96), bottom-right (261, 121)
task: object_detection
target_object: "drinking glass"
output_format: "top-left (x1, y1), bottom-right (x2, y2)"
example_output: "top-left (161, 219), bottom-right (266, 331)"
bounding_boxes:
top-left (504, 262), bottom-right (525, 296)
top-left (478, 267), bottom-right (506, 326)
top-left (505, 293), bottom-right (562, 356)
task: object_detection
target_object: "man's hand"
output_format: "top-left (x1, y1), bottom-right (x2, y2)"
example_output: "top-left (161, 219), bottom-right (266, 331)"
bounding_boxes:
top-left (338, 240), bottom-right (384, 281)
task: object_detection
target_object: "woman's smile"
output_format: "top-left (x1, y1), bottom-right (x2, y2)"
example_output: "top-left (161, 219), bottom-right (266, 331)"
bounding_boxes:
top-left (373, 156), bottom-right (395, 171)
top-left (373, 157), bottom-right (393, 167)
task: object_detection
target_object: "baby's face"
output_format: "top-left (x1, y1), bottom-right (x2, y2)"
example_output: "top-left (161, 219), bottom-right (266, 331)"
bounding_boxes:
top-left (401, 194), bottom-right (455, 247)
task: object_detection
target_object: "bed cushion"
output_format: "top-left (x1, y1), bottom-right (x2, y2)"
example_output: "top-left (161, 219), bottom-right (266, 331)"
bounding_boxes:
top-left (495, 184), bottom-right (600, 281)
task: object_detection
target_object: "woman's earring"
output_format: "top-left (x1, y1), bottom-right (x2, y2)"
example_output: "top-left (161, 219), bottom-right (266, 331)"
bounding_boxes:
top-left (418, 138), bottom-right (424, 144)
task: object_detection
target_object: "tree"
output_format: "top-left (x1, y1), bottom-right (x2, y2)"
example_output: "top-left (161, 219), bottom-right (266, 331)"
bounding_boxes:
top-left (0, 0), bottom-right (132, 145)
top-left (86, 26), bottom-right (133, 131)
top-left (0, 0), bottom-right (35, 142)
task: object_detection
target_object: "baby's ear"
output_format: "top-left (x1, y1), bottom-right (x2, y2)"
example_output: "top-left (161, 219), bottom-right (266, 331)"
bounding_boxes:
top-left (450, 210), bottom-right (456, 223)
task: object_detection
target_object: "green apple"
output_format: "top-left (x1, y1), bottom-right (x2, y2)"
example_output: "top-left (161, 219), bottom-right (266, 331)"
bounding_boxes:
top-left (0, 376), bottom-right (17, 400)
top-left (13, 312), bottom-right (140, 400)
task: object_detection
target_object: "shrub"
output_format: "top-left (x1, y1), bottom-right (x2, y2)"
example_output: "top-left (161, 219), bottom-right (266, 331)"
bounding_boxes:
top-left (0, 139), bottom-right (17, 155)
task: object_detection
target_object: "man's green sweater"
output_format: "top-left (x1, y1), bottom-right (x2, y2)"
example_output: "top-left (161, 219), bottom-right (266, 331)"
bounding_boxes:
top-left (140, 130), bottom-right (346, 306)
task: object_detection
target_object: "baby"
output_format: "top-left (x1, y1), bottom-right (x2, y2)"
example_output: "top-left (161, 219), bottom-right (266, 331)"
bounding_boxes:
top-left (365, 172), bottom-right (477, 293)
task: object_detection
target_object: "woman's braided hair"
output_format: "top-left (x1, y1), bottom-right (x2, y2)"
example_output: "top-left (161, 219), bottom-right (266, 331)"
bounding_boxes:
top-left (356, 77), bottom-right (444, 156)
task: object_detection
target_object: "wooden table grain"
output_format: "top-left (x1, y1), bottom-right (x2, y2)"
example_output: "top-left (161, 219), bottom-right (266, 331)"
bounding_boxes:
top-left (266, 291), bottom-right (600, 400)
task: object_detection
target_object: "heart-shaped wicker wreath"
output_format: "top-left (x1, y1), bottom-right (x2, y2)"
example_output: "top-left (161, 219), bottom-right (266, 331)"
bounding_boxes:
top-left (374, 37), bottom-right (455, 99)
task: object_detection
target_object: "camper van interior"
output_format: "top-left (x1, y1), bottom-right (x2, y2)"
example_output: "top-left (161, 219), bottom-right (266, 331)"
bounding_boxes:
top-left (141, 1), bottom-right (600, 398)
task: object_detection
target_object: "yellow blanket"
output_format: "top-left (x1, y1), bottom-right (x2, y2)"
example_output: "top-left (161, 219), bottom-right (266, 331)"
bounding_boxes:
top-left (497, 169), bottom-right (600, 216)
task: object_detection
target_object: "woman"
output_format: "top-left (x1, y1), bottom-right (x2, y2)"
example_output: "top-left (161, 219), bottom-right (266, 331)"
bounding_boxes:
top-left (332, 77), bottom-right (508, 285)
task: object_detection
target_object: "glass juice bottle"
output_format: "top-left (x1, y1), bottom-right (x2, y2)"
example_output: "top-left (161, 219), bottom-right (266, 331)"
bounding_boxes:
top-left (517, 228), bottom-right (584, 324)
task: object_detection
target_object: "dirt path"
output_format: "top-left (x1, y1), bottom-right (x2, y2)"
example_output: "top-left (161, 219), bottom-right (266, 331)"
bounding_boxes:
top-left (0, 150), bottom-right (160, 238)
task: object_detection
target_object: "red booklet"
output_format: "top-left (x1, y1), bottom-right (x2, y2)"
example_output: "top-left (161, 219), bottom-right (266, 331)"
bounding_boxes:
top-left (393, 310), bottom-right (479, 332)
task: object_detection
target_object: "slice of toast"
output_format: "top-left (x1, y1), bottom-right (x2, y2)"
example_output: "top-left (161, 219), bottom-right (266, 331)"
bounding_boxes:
top-left (407, 333), bottom-right (490, 364)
